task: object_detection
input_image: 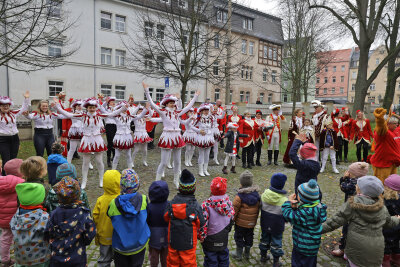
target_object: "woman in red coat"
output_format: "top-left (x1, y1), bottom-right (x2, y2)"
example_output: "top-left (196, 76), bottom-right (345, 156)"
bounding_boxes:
top-left (349, 110), bottom-right (373, 162)
top-left (340, 107), bottom-right (351, 162)
top-left (283, 108), bottom-right (303, 166)
top-left (239, 111), bottom-right (258, 169)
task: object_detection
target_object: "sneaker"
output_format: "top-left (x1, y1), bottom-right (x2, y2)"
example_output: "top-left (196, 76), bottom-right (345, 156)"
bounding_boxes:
top-left (331, 248), bottom-right (344, 257)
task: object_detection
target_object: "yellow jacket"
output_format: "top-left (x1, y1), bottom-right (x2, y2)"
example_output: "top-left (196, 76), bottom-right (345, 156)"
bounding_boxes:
top-left (93, 170), bottom-right (121, 246)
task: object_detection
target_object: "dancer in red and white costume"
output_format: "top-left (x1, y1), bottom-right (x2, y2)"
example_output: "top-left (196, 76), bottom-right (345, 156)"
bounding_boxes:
top-left (66, 99), bottom-right (84, 163)
top-left (340, 107), bottom-right (351, 163)
top-left (181, 108), bottom-right (197, 167)
top-left (55, 97), bottom-right (127, 189)
top-left (266, 104), bottom-right (285, 165)
top-left (143, 82), bottom-right (199, 186)
top-left (227, 105), bottom-right (242, 124)
top-left (211, 105), bottom-right (225, 165)
top-left (102, 97), bottom-right (117, 167)
top-left (191, 103), bottom-right (215, 177)
top-left (131, 104), bottom-right (153, 167)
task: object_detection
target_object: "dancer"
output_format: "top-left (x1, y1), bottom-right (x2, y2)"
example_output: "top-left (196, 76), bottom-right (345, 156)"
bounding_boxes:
top-left (266, 104), bottom-right (285, 165)
top-left (222, 123), bottom-right (248, 174)
top-left (340, 107), bottom-right (352, 163)
top-left (55, 97), bottom-right (127, 189)
top-left (131, 104), bottom-right (153, 167)
top-left (215, 99), bottom-right (226, 148)
top-left (349, 110), bottom-right (373, 162)
top-left (211, 105), bottom-right (226, 165)
top-left (227, 105), bottom-right (242, 159)
top-left (0, 91), bottom-right (30, 174)
top-left (143, 82), bottom-right (199, 187)
top-left (331, 108), bottom-right (343, 164)
top-left (311, 100), bottom-right (328, 161)
top-left (283, 109), bottom-right (303, 166)
top-left (103, 97), bottom-right (117, 167)
top-left (181, 108), bottom-right (197, 167)
top-left (253, 110), bottom-right (266, 166)
top-left (66, 99), bottom-right (84, 163)
top-left (239, 111), bottom-right (257, 169)
top-left (192, 104), bottom-right (216, 177)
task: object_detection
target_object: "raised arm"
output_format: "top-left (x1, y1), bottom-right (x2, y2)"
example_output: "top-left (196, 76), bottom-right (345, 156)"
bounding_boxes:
top-left (15, 91), bottom-right (30, 118)
top-left (374, 108), bottom-right (387, 136)
top-left (149, 117), bottom-right (163, 123)
top-left (215, 109), bottom-right (226, 120)
top-left (101, 105), bottom-right (127, 118)
top-left (143, 82), bottom-right (162, 115)
top-left (178, 91), bottom-right (200, 117)
top-left (54, 101), bottom-right (77, 119)
top-left (131, 108), bottom-right (147, 121)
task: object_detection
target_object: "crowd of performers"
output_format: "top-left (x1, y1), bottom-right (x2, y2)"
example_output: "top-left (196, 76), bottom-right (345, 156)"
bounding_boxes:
top-left (2, 86), bottom-right (400, 188)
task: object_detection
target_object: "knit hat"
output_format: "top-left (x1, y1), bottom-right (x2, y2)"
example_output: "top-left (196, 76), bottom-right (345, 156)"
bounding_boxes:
top-left (211, 177), bottom-right (227, 196)
top-left (348, 162), bottom-right (369, 178)
top-left (240, 170), bottom-right (253, 188)
top-left (384, 174), bottom-right (400, 191)
top-left (357, 176), bottom-right (384, 198)
top-left (298, 179), bottom-right (320, 203)
top-left (51, 142), bottom-right (65, 154)
top-left (299, 143), bottom-right (317, 159)
top-left (4, 158), bottom-right (23, 177)
top-left (179, 169), bottom-right (196, 194)
top-left (15, 183), bottom-right (45, 206)
top-left (56, 163), bottom-right (77, 183)
top-left (54, 176), bottom-right (82, 205)
top-left (120, 169), bottom-right (140, 194)
top-left (270, 173), bottom-right (287, 194)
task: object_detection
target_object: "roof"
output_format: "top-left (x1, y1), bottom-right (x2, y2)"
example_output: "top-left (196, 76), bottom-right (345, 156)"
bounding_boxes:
top-left (317, 48), bottom-right (353, 64)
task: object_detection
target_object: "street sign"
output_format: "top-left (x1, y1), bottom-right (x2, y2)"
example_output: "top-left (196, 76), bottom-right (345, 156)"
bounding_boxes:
top-left (165, 77), bottom-right (169, 88)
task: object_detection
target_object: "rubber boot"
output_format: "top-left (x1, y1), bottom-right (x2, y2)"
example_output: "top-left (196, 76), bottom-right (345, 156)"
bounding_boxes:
top-left (244, 247), bottom-right (251, 260)
top-left (204, 163), bottom-right (210, 176)
top-left (273, 257), bottom-right (282, 267)
top-left (274, 150), bottom-right (279, 165)
top-left (256, 160), bottom-right (262, 166)
top-left (391, 254), bottom-right (400, 266)
top-left (247, 163), bottom-right (252, 169)
top-left (222, 166), bottom-right (228, 174)
top-left (230, 246), bottom-right (243, 260)
top-left (260, 253), bottom-right (270, 263)
top-left (382, 254), bottom-right (391, 267)
top-left (267, 150), bottom-right (273, 165)
top-left (231, 166), bottom-right (236, 173)
top-left (199, 164), bottom-right (205, 177)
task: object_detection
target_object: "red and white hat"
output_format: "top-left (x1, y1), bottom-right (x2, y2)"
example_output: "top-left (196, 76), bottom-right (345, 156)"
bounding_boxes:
top-left (71, 99), bottom-right (83, 108)
top-left (269, 104), bottom-right (281, 110)
top-left (115, 101), bottom-right (128, 109)
top-left (231, 105), bottom-right (238, 111)
top-left (311, 100), bottom-right (323, 108)
top-left (107, 96), bottom-right (116, 103)
top-left (332, 108), bottom-right (340, 116)
top-left (0, 96), bottom-right (13, 106)
top-left (198, 103), bottom-right (212, 113)
top-left (83, 97), bottom-right (99, 108)
top-left (227, 122), bottom-right (239, 129)
top-left (160, 94), bottom-right (178, 107)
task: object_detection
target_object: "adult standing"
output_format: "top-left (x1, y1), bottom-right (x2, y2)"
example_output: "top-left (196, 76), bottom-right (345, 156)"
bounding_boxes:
top-left (340, 107), bottom-right (352, 163)
top-left (283, 108), bottom-right (303, 166)
top-left (0, 91), bottom-right (30, 174)
top-left (239, 111), bottom-right (257, 169)
top-left (210, 105), bottom-right (225, 165)
top-left (102, 97), bottom-right (117, 167)
top-left (66, 99), bottom-right (84, 163)
top-left (266, 104), bottom-right (285, 165)
top-left (253, 110), bottom-right (267, 166)
top-left (311, 100), bottom-right (327, 161)
top-left (331, 108), bottom-right (343, 164)
top-left (227, 105), bottom-right (242, 159)
top-left (146, 105), bottom-right (159, 150)
top-left (215, 99), bottom-right (226, 149)
top-left (349, 110), bottom-right (373, 162)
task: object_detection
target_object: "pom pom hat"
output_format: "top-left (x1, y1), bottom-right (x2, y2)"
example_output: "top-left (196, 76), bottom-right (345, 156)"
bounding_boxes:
top-left (71, 99), bottom-right (83, 108)
top-left (160, 94), bottom-right (178, 107)
top-left (298, 179), bottom-right (320, 203)
top-left (83, 97), bottom-right (99, 108)
top-left (179, 169), bottom-right (196, 194)
top-left (227, 122), bottom-right (239, 129)
top-left (348, 162), bottom-right (369, 178)
top-left (198, 103), bottom-right (212, 113)
top-left (211, 177), bottom-right (227, 196)
top-left (0, 96), bottom-right (13, 106)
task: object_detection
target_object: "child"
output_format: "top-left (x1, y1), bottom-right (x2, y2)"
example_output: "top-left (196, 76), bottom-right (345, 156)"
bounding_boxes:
top-left (44, 176), bottom-right (96, 267)
top-left (322, 176), bottom-right (399, 267)
top-left (259, 173), bottom-right (288, 266)
top-left (231, 170), bottom-right (261, 260)
top-left (44, 163), bottom-right (90, 212)
top-left (199, 177), bottom-right (234, 267)
top-left (47, 142), bottom-right (68, 186)
top-left (332, 162), bottom-right (369, 257)
top-left (10, 183), bottom-right (50, 267)
top-left (382, 174), bottom-right (400, 267)
top-left (319, 118), bottom-right (339, 173)
top-left (20, 156), bottom-right (48, 184)
top-left (299, 118), bottom-right (315, 143)
top-left (147, 180), bottom-right (170, 267)
top-left (107, 169), bottom-right (150, 266)
top-left (222, 122), bottom-right (248, 174)
top-left (164, 169), bottom-right (205, 266)
top-left (289, 134), bottom-right (320, 194)
top-left (93, 170), bottom-right (121, 267)
top-left (282, 179), bottom-right (327, 267)
top-left (0, 159), bottom-right (24, 267)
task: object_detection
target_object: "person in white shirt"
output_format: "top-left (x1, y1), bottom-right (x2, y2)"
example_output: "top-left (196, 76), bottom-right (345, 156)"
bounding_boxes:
top-left (65, 99), bottom-right (84, 163)
top-left (266, 104), bottom-right (285, 165)
top-left (102, 97), bottom-right (117, 167)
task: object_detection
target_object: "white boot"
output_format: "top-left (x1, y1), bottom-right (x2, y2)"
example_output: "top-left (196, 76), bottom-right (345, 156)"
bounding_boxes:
top-left (332, 159), bottom-right (339, 173)
top-left (132, 162), bottom-right (135, 168)
top-left (99, 176), bottom-right (103, 188)
top-left (184, 155), bottom-right (189, 167)
top-left (173, 173), bottom-right (180, 189)
top-left (188, 152), bottom-right (193, 166)
top-left (143, 161), bottom-right (148, 166)
top-left (167, 163), bottom-right (173, 169)
top-left (199, 164), bottom-right (205, 177)
top-left (162, 170), bottom-right (165, 178)
top-left (156, 172), bottom-right (162, 181)
top-left (89, 162), bottom-right (94, 170)
top-left (81, 176), bottom-right (88, 189)
top-left (204, 163), bottom-right (210, 176)
top-left (214, 158), bottom-right (220, 165)
top-left (320, 163), bottom-right (326, 173)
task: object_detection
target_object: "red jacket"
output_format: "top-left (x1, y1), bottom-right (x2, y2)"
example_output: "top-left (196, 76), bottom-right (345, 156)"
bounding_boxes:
top-left (180, 113), bottom-right (189, 131)
top-left (0, 175), bottom-right (25, 228)
top-left (146, 111), bottom-right (159, 132)
top-left (350, 119), bottom-right (373, 144)
top-left (340, 115), bottom-right (352, 140)
top-left (253, 118), bottom-right (266, 144)
top-left (216, 106), bottom-right (226, 131)
top-left (227, 115), bottom-right (242, 124)
top-left (371, 129), bottom-right (400, 168)
top-left (239, 119), bottom-right (258, 148)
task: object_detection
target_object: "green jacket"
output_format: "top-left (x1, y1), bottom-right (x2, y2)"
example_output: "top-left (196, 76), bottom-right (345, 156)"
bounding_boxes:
top-left (322, 195), bottom-right (400, 267)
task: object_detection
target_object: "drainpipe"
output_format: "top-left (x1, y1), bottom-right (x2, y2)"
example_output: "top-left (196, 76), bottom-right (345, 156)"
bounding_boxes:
top-left (93, 0), bottom-right (97, 96)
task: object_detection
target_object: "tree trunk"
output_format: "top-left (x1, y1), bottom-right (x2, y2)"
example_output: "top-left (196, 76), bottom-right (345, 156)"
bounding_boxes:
top-left (181, 80), bottom-right (188, 104)
top-left (352, 42), bottom-right (371, 117)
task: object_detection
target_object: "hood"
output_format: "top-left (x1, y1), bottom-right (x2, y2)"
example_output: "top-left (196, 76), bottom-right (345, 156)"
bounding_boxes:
top-left (349, 195), bottom-right (385, 223)
top-left (103, 173), bottom-right (121, 196)
top-left (13, 209), bottom-right (45, 233)
top-left (205, 195), bottom-right (234, 217)
top-left (238, 186), bottom-right (260, 206)
top-left (47, 154), bottom-right (67, 164)
top-left (149, 181), bottom-right (169, 203)
top-left (262, 189), bottom-right (287, 206)
top-left (116, 193), bottom-right (143, 217)
top-left (0, 175), bottom-right (24, 194)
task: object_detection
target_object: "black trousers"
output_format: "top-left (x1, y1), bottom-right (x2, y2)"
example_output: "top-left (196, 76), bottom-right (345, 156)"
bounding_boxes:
top-left (356, 139), bottom-right (369, 162)
top-left (339, 223), bottom-right (349, 250)
top-left (234, 225), bottom-right (255, 248)
top-left (34, 128), bottom-right (55, 157)
top-left (255, 139), bottom-right (263, 163)
top-left (342, 139), bottom-right (349, 159)
top-left (336, 136), bottom-right (343, 161)
top-left (148, 126), bottom-right (156, 149)
top-left (105, 124), bottom-right (117, 160)
top-left (242, 143), bottom-right (254, 165)
top-left (0, 134), bottom-right (20, 175)
top-left (114, 249), bottom-right (146, 267)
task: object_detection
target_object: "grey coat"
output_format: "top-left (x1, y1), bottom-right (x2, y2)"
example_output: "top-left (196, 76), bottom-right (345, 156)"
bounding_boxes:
top-left (223, 130), bottom-right (248, 154)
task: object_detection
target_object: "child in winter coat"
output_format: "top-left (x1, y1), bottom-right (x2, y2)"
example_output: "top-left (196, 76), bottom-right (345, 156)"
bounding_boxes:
top-left (222, 122), bottom-right (248, 174)
top-left (319, 119), bottom-right (339, 173)
top-left (107, 169), bottom-right (150, 267)
top-left (20, 156), bottom-right (48, 185)
top-left (164, 169), bottom-right (205, 266)
top-left (289, 133), bottom-right (320, 194)
top-left (93, 170), bottom-right (121, 267)
top-left (299, 118), bottom-right (315, 143)
top-left (259, 173), bottom-right (288, 267)
top-left (322, 176), bottom-right (400, 267)
top-left (44, 176), bottom-right (96, 267)
top-left (199, 177), bottom-right (235, 267)
top-left (332, 162), bottom-right (369, 257)
top-left (44, 163), bottom-right (90, 212)
top-left (282, 179), bottom-right (327, 267)
top-left (382, 174), bottom-right (400, 267)
top-left (0, 159), bottom-right (24, 267)
top-left (231, 170), bottom-right (261, 260)
top-left (10, 183), bottom-right (50, 267)
top-left (46, 143), bottom-right (68, 186)
top-left (147, 180), bottom-right (170, 267)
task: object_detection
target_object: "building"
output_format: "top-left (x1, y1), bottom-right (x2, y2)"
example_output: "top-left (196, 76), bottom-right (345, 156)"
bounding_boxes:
top-left (315, 48), bottom-right (352, 102)
top-left (207, 0), bottom-right (284, 105)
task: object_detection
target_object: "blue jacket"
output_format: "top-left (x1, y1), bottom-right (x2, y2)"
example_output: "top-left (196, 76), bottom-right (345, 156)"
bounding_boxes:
top-left (290, 139), bottom-right (320, 192)
top-left (108, 193), bottom-right (150, 255)
top-left (260, 189), bottom-right (287, 234)
top-left (47, 154), bottom-right (68, 164)
top-left (282, 200), bottom-right (327, 256)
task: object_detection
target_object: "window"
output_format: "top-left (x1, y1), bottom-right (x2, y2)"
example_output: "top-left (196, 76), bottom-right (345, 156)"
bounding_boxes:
top-left (352, 71), bottom-right (357, 79)
top-left (351, 97), bottom-right (354, 103)
top-left (245, 91), bottom-right (250, 102)
top-left (217, 10), bottom-right (228, 23)
top-left (333, 66), bottom-right (336, 72)
top-left (269, 47), bottom-right (273, 59)
top-left (160, 0), bottom-right (170, 4)
top-left (341, 76), bottom-right (344, 82)
top-left (249, 67), bottom-right (253, 80)
top-left (115, 50), bottom-right (125, 67)
top-left (214, 34), bottom-right (220, 48)
top-left (283, 81), bottom-right (288, 87)
top-left (240, 91), bottom-right (244, 102)
top-left (260, 93), bottom-right (264, 102)
top-left (100, 84), bottom-right (112, 97)
top-left (115, 15), bottom-right (126, 32)
top-left (316, 88), bottom-right (319, 95)
top-left (241, 40), bottom-right (247, 54)
top-left (157, 24), bottom-right (165, 40)
top-left (101, 47), bottom-right (112, 65)
top-left (249, 41), bottom-right (254, 55)
top-left (325, 67), bottom-right (328, 72)
top-left (48, 81), bottom-right (63, 97)
top-left (145, 22), bottom-right (154, 37)
top-left (268, 93), bottom-right (272, 104)
top-left (156, 56), bottom-right (165, 70)
top-left (332, 87), bottom-right (335, 94)
top-left (115, 85), bottom-right (125, 100)
top-left (271, 70), bottom-right (277, 83)
top-left (242, 18), bottom-right (253, 30)
top-left (144, 55), bottom-right (153, 69)
top-left (283, 94), bottom-right (288, 102)
top-left (324, 88), bottom-right (327, 94)
top-left (48, 40), bottom-right (62, 57)
top-left (178, 0), bottom-right (188, 8)
top-left (273, 48), bottom-right (277, 60)
top-left (263, 46), bottom-right (268, 58)
top-left (263, 69), bottom-right (267, 82)
top-left (316, 77), bottom-right (320, 84)
top-left (324, 77), bottom-right (328, 83)
top-left (340, 87), bottom-right (344, 94)
top-left (147, 88), bottom-right (154, 100)
top-left (352, 84), bottom-right (355, 91)
top-left (47, 0), bottom-right (62, 18)
top-left (213, 61), bottom-right (219, 76)
top-left (376, 58), bottom-right (380, 65)
top-left (229, 90), bottom-right (233, 103)
top-left (180, 60), bottom-right (186, 72)
top-left (368, 96), bottom-right (376, 103)
top-left (245, 66), bottom-right (249, 80)
top-left (332, 76), bottom-right (336, 83)
top-left (341, 65), bottom-right (345, 71)
top-left (156, 89), bottom-right (165, 102)
top-left (214, 89), bottom-right (220, 101)
top-left (370, 83), bottom-right (376, 91)
top-left (183, 31), bottom-right (189, 45)
top-left (101, 12), bottom-right (112, 30)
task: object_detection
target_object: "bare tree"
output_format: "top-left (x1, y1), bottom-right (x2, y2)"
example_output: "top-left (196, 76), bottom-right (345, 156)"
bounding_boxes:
top-left (0, 0), bottom-right (77, 72)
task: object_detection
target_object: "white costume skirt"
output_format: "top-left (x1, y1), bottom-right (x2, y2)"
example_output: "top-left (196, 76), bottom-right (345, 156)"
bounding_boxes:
top-left (193, 133), bottom-right (215, 148)
top-left (212, 127), bottom-right (222, 142)
top-left (113, 133), bottom-right (134, 150)
top-left (183, 130), bottom-right (197, 145)
top-left (68, 127), bottom-right (83, 140)
top-left (133, 130), bottom-right (153, 144)
top-left (78, 135), bottom-right (107, 153)
top-left (158, 130), bottom-right (185, 149)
